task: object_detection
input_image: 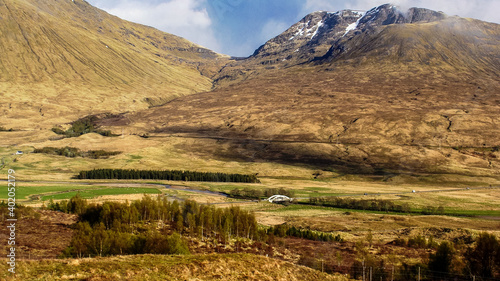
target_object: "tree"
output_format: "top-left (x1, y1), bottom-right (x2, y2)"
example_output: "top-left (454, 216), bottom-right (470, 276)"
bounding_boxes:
top-left (128, 204), bottom-right (139, 226)
top-left (110, 230), bottom-right (132, 255)
top-left (101, 203), bottom-right (112, 229)
top-left (398, 263), bottom-right (426, 281)
top-left (91, 223), bottom-right (110, 256)
top-left (67, 193), bottom-right (87, 215)
top-left (166, 232), bottom-right (190, 255)
top-left (222, 210), bottom-right (233, 244)
top-left (465, 232), bottom-right (499, 279)
top-left (175, 213), bottom-right (184, 232)
top-left (355, 240), bottom-right (368, 260)
top-left (366, 230), bottom-right (373, 248)
top-left (187, 213), bottom-right (196, 235)
top-left (70, 222), bottom-right (92, 258)
top-left (335, 251), bottom-right (343, 267)
top-left (144, 229), bottom-right (169, 254)
top-left (428, 241), bottom-right (454, 279)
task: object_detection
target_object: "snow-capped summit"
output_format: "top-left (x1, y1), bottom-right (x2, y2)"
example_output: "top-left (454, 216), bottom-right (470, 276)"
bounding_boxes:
top-left (250, 4), bottom-right (447, 65)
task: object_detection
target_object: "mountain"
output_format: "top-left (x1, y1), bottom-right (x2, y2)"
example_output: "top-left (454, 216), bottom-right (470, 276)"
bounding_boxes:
top-left (99, 4), bottom-right (500, 176)
top-left (252, 4), bottom-right (446, 64)
top-left (0, 0), bottom-right (228, 129)
top-left (214, 4), bottom-right (498, 86)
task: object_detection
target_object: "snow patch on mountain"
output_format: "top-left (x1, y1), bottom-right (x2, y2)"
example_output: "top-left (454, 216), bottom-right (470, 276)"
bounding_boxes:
top-left (343, 12), bottom-right (366, 37)
top-left (289, 22), bottom-right (308, 40)
top-left (309, 20), bottom-right (324, 39)
top-left (289, 19), bottom-right (325, 41)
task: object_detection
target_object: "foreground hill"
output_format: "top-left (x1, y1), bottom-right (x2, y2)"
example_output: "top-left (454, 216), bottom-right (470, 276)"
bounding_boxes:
top-left (0, 254), bottom-right (342, 281)
top-left (99, 5), bottom-right (500, 176)
top-left (0, 0), bottom-right (227, 129)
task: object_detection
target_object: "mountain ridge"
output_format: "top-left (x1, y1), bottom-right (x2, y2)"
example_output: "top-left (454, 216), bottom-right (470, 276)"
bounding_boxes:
top-left (251, 4), bottom-right (447, 60)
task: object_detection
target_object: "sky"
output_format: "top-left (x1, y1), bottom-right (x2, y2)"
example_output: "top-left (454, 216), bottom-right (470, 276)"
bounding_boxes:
top-left (86, 0), bottom-right (500, 57)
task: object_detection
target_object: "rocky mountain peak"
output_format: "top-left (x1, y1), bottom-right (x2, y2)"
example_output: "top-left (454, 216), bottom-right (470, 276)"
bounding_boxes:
top-left (251, 9), bottom-right (365, 59)
top-left (357, 4), bottom-right (447, 31)
top-left (250, 4), bottom-right (447, 64)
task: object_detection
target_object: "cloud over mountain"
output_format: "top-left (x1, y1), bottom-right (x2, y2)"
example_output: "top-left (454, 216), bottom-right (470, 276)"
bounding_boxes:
top-left (304, 0), bottom-right (500, 24)
top-left (88, 0), bottom-right (220, 50)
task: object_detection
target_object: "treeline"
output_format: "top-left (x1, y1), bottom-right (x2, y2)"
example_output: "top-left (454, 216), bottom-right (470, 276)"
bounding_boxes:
top-left (76, 168), bottom-right (260, 183)
top-left (0, 201), bottom-right (41, 220)
top-left (394, 234), bottom-right (441, 249)
top-left (64, 222), bottom-right (190, 258)
top-left (52, 194), bottom-right (262, 258)
top-left (404, 234), bottom-right (500, 281)
top-left (267, 224), bottom-right (343, 243)
top-left (228, 187), bottom-right (294, 200)
top-left (46, 194), bottom-right (88, 215)
top-left (307, 197), bottom-right (446, 215)
top-left (34, 146), bottom-right (121, 159)
top-left (349, 232), bottom-right (500, 281)
top-left (52, 116), bottom-right (115, 138)
top-left (48, 194), bottom-right (260, 240)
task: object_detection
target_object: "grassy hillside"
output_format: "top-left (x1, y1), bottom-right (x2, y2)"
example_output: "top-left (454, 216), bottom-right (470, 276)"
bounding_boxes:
top-left (99, 63), bottom-right (500, 176)
top-left (0, 0), bottom-right (228, 129)
top-left (2, 0), bottom-right (499, 178)
top-left (0, 253), bottom-right (343, 281)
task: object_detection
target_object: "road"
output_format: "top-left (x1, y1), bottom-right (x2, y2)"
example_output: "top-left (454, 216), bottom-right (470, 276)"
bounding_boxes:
top-left (4, 180), bottom-right (499, 206)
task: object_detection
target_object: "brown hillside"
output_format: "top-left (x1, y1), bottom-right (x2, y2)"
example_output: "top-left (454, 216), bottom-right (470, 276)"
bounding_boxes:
top-left (0, 254), bottom-right (342, 281)
top-left (0, 0), bottom-right (228, 129)
top-left (98, 16), bottom-right (500, 176)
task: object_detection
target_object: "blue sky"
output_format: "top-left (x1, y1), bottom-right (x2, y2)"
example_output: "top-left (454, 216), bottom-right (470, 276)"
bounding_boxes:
top-left (86, 0), bottom-right (500, 57)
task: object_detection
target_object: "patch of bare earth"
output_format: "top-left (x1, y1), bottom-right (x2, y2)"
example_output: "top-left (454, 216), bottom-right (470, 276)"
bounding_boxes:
top-left (0, 210), bottom-right (76, 259)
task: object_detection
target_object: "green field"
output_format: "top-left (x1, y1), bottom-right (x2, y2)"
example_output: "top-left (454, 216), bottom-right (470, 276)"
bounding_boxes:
top-left (0, 182), bottom-right (161, 202)
top-left (41, 187), bottom-right (161, 200)
top-left (0, 185), bottom-right (96, 200)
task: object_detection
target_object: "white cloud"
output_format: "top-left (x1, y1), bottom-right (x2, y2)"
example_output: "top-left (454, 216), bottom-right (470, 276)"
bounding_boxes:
top-left (302, 0), bottom-right (340, 13)
top-left (303, 0), bottom-right (500, 23)
top-left (89, 0), bottom-right (221, 51)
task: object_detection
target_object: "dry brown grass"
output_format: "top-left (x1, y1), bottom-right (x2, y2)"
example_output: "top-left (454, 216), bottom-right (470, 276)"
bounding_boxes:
top-left (0, 210), bottom-right (76, 260)
top-left (0, 131), bottom-right (325, 182)
top-left (0, 253), bottom-right (346, 281)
